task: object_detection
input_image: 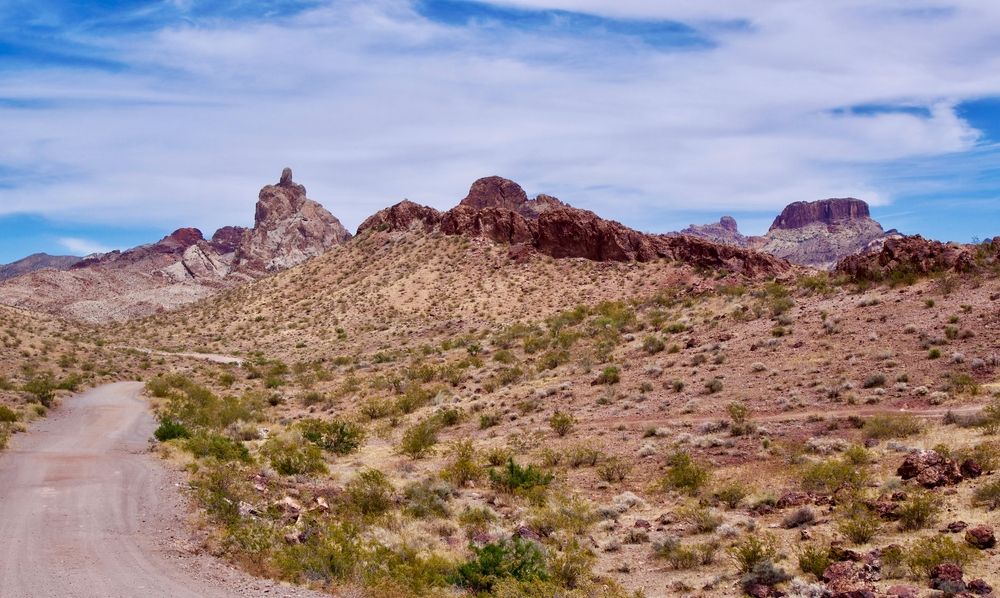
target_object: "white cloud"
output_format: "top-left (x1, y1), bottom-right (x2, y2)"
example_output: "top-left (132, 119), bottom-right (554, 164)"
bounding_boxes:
top-left (58, 237), bottom-right (112, 256)
top-left (1, 0), bottom-right (999, 237)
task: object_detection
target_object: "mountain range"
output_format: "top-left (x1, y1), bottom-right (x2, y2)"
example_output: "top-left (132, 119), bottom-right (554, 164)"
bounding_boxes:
top-left (0, 169), bottom-right (968, 323)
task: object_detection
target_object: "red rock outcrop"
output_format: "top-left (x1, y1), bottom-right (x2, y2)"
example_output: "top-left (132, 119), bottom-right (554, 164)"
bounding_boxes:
top-left (0, 168), bottom-right (350, 322)
top-left (771, 198), bottom-right (871, 230)
top-left (233, 168), bottom-right (351, 274)
top-left (836, 235), bottom-right (976, 281)
top-left (358, 176), bottom-right (790, 278)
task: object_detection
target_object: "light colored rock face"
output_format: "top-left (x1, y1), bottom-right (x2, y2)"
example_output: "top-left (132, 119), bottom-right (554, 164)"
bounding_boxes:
top-left (760, 199), bottom-right (887, 269)
top-left (234, 170), bottom-right (351, 274)
top-left (0, 168), bottom-right (349, 322)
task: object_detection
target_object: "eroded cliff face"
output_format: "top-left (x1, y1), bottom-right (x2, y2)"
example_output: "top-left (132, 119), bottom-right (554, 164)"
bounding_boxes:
top-left (359, 177), bottom-right (790, 278)
top-left (0, 168), bottom-right (350, 322)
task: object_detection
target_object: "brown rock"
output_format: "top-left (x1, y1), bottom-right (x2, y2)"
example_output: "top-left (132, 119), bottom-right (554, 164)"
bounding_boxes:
top-left (965, 525), bottom-right (996, 549)
top-left (357, 200), bottom-right (442, 234)
top-left (761, 198), bottom-right (888, 268)
top-left (771, 198), bottom-right (871, 229)
top-left (672, 216), bottom-right (750, 247)
top-left (961, 459), bottom-right (983, 479)
top-left (968, 579), bottom-right (994, 595)
top-left (929, 563), bottom-right (965, 592)
top-left (885, 585), bottom-right (919, 598)
top-left (837, 235), bottom-right (976, 281)
top-left (209, 226), bottom-right (247, 253)
top-left (897, 450), bottom-right (962, 488)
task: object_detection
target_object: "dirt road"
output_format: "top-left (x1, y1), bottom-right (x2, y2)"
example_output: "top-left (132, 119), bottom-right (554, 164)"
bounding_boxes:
top-left (0, 382), bottom-right (325, 598)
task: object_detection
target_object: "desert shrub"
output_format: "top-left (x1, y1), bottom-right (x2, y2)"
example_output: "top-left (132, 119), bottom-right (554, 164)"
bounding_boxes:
top-left (727, 401), bottom-right (752, 436)
top-left (903, 535), bottom-right (978, 578)
top-left (972, 479), bottom-right (1000, 509)
top-left (897, 489), bottom-right (943, 530)
top-left (979, 400), bottom-right (1000, 434)
top-left (928, 347), bottom-right (942, 359)
top-left (272, 521), bottom-right (365, 584)
top-left (454, 536), bottom-right (548, 593)
top-left (654, 536), bottom-right (719, 569)
top-left (261, 433), bottom-right (327, 475)
top-left (528, 494), bottom-right (597, 537)
top-left (660, 451), bottom-right (710, 495)
top-left (741, 561), bottom-right (792, 593)
top-left (837, 503), bottom-right (882, 544)
top-left (186, 431), bottom-right (251, 463)
top-left (154, 417), bottom-right (190, 441)
top-left (23, 374), bottom-right (56, 407)
top-left (0, 424), bottom-right (9, 451)
top-left (566, 445), bottom-right (602, 468)
top-left (782, 507), bottom-right (816, 529)
top-left (677, 503), bottom-right (723, 533)
top-left (797, 542), bottom-right (833, 579)
top-left (155, 375), bottom-right (262, 430)
top-left (714, 482), bottom-right (750, 509)
top-left (729, 533), bottom-right (778, 574)
top-left (442, 439), bottom-right (483, 486)
top-left (863, 373), bottom-right (886, 388)
top-left (594, 367), bottom-right (620, 385)
top-left (0, 405), bottom-right (19, 423)
top-left (548, 411), bottom-right (575, 437)
top-left (863, 414), bottom-right (923, 440)
top-left (344, 469), bottom-right (394, 517)
top-left (296, 418), bottom-right (365, 455)
top-left (479, 410), bottom-right (503, 429)
top-left (800, 455), bottom-right (868, 494)
top-left (548, 539), bottom-right (596, 590)
top-left (705, 378), bottom-right (723, 394)
top-left (537, 349), bottom-right (570, 371)
top-left (597, 457), bottom-right (631, 483)
top-left (190, 460), bottom-right (251, 524)
top-left (359, 397), bottom-right (393, 420)
top-left (403, 479), bottom-right (452, 519)
top-left (490, 460), bottom-right (554, 495)
top-left (643, 336), bottom-right (666, 355)
top-left (399, 417), bottom-right (441, 459)
top-left (395, 384), bottom-right (435, 415)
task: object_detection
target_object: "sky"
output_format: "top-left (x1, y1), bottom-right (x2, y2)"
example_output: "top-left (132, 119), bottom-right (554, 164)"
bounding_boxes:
top-left (2, 0), bottom-right (1000, 262)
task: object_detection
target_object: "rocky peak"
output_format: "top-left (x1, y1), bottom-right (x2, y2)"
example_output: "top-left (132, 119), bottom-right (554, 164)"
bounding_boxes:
top-left (234, 168), bottom-right (351, 274)
top-left (770, 198), bottom-right (871, 230)
top-left (674, 216), bottom-right (750, 248)
top-left (459, 176), bottom-right (568, 219)
top-left (719, 216), bottom-right (738, 233)
top-left (209, 226), bottom-right (247, 254)
top-left (157, 228), bottom-right (205, 253)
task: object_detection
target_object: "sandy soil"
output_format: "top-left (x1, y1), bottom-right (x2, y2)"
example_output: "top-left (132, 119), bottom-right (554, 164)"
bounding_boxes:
top-left (0, 382), bottom-right (325, 598)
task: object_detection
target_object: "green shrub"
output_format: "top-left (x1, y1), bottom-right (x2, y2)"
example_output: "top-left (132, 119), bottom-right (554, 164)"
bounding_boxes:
top-left (897, 489), bottom-right (943, 531)
top-left (863, 373), bottom-right (886, 388)
top-left (972, 479), bottom-right (1000, 509)
top-left (454, 536), bottom-right (548, 593)
top-left (154, 417), bottom-right (190, 441)
top-left (442, 440), bottom-right (483, 486)
top-left (399, 417), bottom-right (441, 459)
top-left (837, 503), bottom-right (882, 544)
top-left (863, 414), bottom-right (923, 440)
top-left (594, 367), bottom-right (620, 385)
top-left (403, 479), bottom-right (452, 519)
top-left (566, 445), bottom-right (602, 468)
top-left (800, 456), bottom-right (868, 494)
top-left (23, 374), bottom-right (56, 407)
top-left (643, 336), bottom-right (666, 354)
top-left (904, 535), bottom-right (978, 578)
top-left (714, 482), bottom-right (750, 509)
top-left (0, 405), bottom-right (19, 423)
top-left (479, 412), bottom-right (502, 429)
top-left (394, 384), bottom-right (435, 415)
top-left (296, 418), bottom-right (365, 455)
top-left (729, 533), bottom-right (778, 574)
top-left (261, 434), bottom-right (327, 475)
top-left (797, 542), bottom-right (833, 579)
top-left (660, 451), bottom-right (710, 495)
top-left (654, 536), bottom-right (719, 569)
top-left (548, 411), bottom-right (575, 437)
top-left (185, 431), bottom-right (251, 463)
top-left (344, 469), bottom-right (394, 517)
top-left (596, 457), bottom-right (631, 483)
top-left (677, 503), bottom-right (722, 533)
top-left (489, 459), bottom-right (554, 495)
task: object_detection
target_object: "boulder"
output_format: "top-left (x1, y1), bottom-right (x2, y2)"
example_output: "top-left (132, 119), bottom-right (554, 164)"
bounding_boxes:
top-left (896, 450), bottom-right (962, 488)
top-left (965, 525), bottom-right (996, 549)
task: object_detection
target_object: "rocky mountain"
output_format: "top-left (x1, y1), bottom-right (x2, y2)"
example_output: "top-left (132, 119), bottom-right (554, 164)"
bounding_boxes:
top-left (675, 198), bottom-right (891, 269)
top-left (835, 234), bottom-right (993, 280)
top-left (0, 169), bottom-right (349, 322)
top-left (360, 176), bottom-right (789, 277)
top-left (673, 216), bottom-right (750, 247)
top-left (757, 198), bottom-right (890, 269)
top-left (0, 253), bottom-right (82, 282)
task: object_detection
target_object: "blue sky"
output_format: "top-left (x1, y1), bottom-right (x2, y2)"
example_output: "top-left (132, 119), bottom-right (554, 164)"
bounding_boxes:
top-left (2, 0), bottom-right (1000, 262)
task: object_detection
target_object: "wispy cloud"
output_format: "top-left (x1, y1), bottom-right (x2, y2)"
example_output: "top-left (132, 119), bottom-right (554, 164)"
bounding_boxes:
top-left (0, 0), bottom-right (998, 242)
top-left (58, 237), bottom-right (111, 256)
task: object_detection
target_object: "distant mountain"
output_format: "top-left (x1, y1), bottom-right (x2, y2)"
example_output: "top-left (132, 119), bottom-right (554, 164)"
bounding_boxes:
top-left (0, 253), bottom-right (82, 282)
top-left (359, 176), bottom-right (789, 277)
top-left (0, 169), bottom-right (351, 322)
top-left (673, 198), bottom-right (893, 269)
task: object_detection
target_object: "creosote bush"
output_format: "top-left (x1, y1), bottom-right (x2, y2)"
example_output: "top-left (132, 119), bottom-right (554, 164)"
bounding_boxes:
top-left (660, 451), bottom-right (710, 496)
top-left (296, 417), bottom-right (365, 455)
top-left (549, 411), bottom-right (576, 437)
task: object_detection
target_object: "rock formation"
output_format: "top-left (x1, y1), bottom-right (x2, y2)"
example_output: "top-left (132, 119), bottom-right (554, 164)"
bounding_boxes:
top-left (758, 198), bottom-right (889, 269)
top-left (836, 235), bottom-right (978, 281)
top-left (673, 216), bottom-right (750, 248)
top-left (233, 168), bottom-right (351, 274)
top-left (0, 253), bottom-right (82, 282)
top-left (360, 176), bottom-right (790, 278)
top-left (0, 169), bottom-right (349, 322)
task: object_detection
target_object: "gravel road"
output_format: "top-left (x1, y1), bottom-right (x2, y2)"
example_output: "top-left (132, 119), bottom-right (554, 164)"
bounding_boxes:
top-left (0, 382), bottom-right (327, 598)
